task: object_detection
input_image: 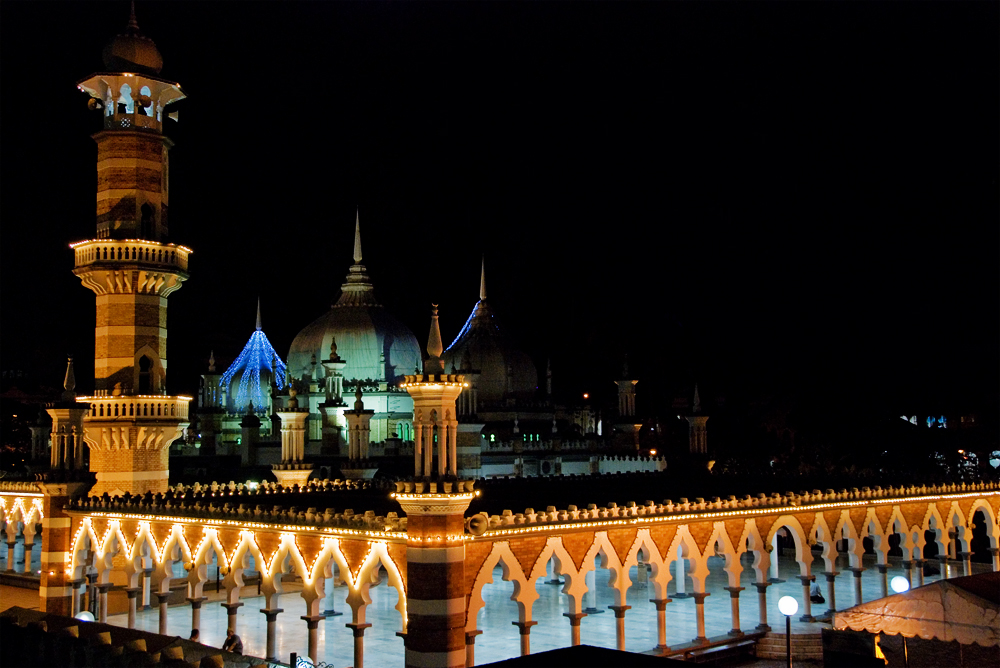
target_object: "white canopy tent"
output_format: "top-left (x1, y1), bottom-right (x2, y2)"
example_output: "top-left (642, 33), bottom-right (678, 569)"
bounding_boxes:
top-left (833, 572), bottom-right (1000, 647)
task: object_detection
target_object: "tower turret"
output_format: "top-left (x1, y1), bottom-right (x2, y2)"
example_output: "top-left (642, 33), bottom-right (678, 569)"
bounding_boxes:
top-left (71, 6), bottom-right (190, 495)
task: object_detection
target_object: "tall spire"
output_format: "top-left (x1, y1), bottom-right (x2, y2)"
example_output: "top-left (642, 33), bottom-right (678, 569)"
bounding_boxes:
top-left (693, 383), bottom-right (702, 414)
top-left (256, 298), bottom-right (262, 331)
top-left (353, 209), bottom-right (363, 263)
top-left (480, 255), bottom-right (487, 301)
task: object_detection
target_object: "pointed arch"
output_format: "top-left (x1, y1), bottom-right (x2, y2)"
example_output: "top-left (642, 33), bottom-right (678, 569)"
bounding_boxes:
top-left (466, 541), bottom-right (533, 631)
top-left (763, 515), bottom-right (813, 577)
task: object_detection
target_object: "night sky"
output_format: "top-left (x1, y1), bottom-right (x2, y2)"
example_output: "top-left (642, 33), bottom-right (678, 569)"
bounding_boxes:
top-left (1, 1), bottom-right (997, 416)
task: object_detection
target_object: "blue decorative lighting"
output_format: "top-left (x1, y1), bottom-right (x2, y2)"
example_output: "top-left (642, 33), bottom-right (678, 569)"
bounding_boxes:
top-left (220, 330), bottom-right (287, 413)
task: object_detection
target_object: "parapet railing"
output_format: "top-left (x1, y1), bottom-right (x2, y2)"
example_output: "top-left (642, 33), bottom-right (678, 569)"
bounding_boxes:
top-left (72, 240), bottom-right (190, 273)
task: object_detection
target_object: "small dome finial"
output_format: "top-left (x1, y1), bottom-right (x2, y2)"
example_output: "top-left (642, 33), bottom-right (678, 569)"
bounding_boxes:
top-left (208, 350), bottom-right (216, 373)
top-left (480, 255), bottom-right (487, 301)
top-left (256, 298), bottom-right (262, 331)
top-left (128, 0), bottom-right (140, 32)
top-left (353, 209), bottom-right (363, 264)
top-left (426, 304), bottom-right (444, 360)
top-left (354, 385), bottom-right (364, 411)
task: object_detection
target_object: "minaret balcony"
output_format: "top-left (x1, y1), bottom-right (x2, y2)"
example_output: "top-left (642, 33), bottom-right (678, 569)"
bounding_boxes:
top-left (78, 395), bottom-right (191, 421)
top-left (104, 109), bottom-right (161, 132)
top-left (71, 239), bottom-right (191, 272)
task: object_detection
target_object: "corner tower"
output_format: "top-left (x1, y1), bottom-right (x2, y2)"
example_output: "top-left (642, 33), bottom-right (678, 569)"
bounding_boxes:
top-left (72, 5), bottom-right (190, 496)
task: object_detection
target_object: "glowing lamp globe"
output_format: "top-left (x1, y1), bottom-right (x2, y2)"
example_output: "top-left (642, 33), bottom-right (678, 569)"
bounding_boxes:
top-left (74, 611), bottom-right (96, 622)
top-left (778, 595), bottom-right (799, 617)
top-left (891, 576), bottom-right (911, 593)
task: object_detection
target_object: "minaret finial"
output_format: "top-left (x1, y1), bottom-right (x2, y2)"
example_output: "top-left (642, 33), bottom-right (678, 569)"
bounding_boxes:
top-left (480, 255), bottom-right (487, 301)
top-left (427, 304), bottom-right (444, 360)
top-left (208, 350), bottom-right (216, 373)
top-left (353, 209), bottom-right (363, 263)
top-left (256, 298), bottom-right (262, 331)
top-left (63, 356), bottom-right (77, 399)
top-left (128, 0), bottom-right (140, 32)
top-left (693, 383), bottom-right (702, 414)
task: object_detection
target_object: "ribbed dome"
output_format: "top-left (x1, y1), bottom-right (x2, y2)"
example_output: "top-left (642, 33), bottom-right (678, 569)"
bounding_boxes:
top-left (286, 215), bottom-right (421, 384)
top-left (442, 262), bottom-right (537, 405)
top-left (102, 4), bottom-right (163, 75)
top-left (287, 306), bottom-right (421, 384)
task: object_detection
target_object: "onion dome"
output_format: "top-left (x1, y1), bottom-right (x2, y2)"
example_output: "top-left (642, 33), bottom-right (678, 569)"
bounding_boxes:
top-left (287, 215), bottom-right (421, 384)
top-left (442, 258), bottom-right (538, 405)
top-left (220, 302), bottom-right (287, 413)
top-left (102, 2), bottom-right (164, 75)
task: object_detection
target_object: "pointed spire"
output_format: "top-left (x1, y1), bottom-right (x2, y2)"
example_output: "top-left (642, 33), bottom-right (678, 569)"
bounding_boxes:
top-left (427, 304), bottom-right (444, 359)
top-left (62, 356), bottom-right (77, 400)
top-left (479, 255), bottom-right (487, 301)
top-left (256, 298), bottom-right (262, 331)
top-left (693, 384), bottom-right (702, 414)
top-left (208, 350), bottom-right (216, 373)
top-left (128, 0), bottom-right (140, 32)
top-left (353, 209), bottom-right (363, 263)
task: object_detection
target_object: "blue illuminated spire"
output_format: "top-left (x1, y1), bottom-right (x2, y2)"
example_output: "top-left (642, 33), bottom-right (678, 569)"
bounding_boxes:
top-left (220, 303), bottom-right (287, 413)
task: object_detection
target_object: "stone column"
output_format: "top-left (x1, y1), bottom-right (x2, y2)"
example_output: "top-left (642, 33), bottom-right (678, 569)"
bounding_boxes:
top-left (96, 582), bottom-right (112, 622)
top-left (958, 552), bottom-right (972, 577)
top-left (187, 597), bottom-right (206, 635)
top-left (752, 582), bottom-right (771, 632)
top-left (221, 602), bottom-right (243, 633)
top-left (900, 561), bottom-right (913, 590)
top-left (465, 630), bottom-right (482, 667)
top-left (847, 567), bottom-right (864, 605)
top-left (797, 575), bottom-right (814, 622)
top-left (70, 579), bottom-right (85, 616)
top-left (125, 587), bottom-right (141, 629)
top-left (987, 547), bottom-right (999, 572)
top-left (261, 608), bottom-right (283, 661)
top-left (302, 615), bottom-right (322, 664)
top-left (155, 592), bottom-right (171, 635)
top-left (723, 586), bottom-right (744, 635)
top-left (397, 489), bottom-right (472, 668)
top-left (650, 598), bottom-right (671, 650)
top-left (142, 567), bottom-right (153, 608)
top-left (822, 571), bottom-right (839, 615)
top-left (691, 593), bottom-right (710, 643)
top-left (5, 541), bottom-right (16, 573)
top-left (22, 537), bottom-right (34, 574)
top-left (563, 612), bottom-right (586, 646)
top-left (938, 555), bottom-right (950, 579)
top-left (876, 564), bottom-right (889, 598)
top-left (607, 605), bottom-right (630, 650)
top-left (86, 572), bottom-right (98, 616)
top-left (512, 621), bottom-right (537, 656)
top-left (346, 622), bottom-right (372, 668)
top-left (914, 559), bottom-right (925, 587)
top-left (323, 572), bottom-right (342, 617)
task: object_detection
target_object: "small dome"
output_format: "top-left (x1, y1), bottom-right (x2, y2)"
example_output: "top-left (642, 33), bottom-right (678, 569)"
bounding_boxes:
top-left (102, 6), bottom-right (163, 75)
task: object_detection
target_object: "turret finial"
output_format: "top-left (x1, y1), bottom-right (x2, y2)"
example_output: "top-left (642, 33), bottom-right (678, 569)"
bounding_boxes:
top-left (62, 356), bottom-right (77, 400)
top-left (354, 385), bottom-right (364, 411)
top-left (353, 209), bottom-right (363, 263)
top-left (426, 304), bottom-right (444, 360)
top-left (208, 350), bottom-right (216, 373)
top-left (256, 298), bottom-right (262, 331)
top-left (480, 255), bottom-right (487, 301)
top-left (693, 383), bottom-right (702, 414)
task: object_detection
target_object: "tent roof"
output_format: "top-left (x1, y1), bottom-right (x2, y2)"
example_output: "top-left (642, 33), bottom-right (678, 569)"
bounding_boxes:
top-left (833, 572), bottom-right (1000, 647)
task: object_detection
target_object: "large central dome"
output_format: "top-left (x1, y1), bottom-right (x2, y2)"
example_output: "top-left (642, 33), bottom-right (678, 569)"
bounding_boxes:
top-left (287, 218), bottom-right (421, 384)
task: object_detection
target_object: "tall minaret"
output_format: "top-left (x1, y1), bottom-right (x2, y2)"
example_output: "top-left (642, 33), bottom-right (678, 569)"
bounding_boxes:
top-left (71, 5), bottom-right (190, 496)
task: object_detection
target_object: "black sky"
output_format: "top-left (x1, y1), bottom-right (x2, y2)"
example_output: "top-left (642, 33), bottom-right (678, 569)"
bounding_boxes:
top-left (1, 1), bottom-right (997, 414)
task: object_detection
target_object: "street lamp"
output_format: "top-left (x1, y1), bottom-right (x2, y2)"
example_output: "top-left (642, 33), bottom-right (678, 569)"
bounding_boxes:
top-left (890, 577), bottom-right (911, 667)
top-left (778, 595), bottom-right (798, 668)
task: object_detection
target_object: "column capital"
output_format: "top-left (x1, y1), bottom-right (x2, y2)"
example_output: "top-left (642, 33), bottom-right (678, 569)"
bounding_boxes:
top-left (690, 592), bottom-right (710, 603)
top-left (752, 582), bottom-right (771, 593)
top-left (723, 586), bottom-right (745, 598)
top-left (186, 596), bottom-right (207, 608)
top-left (900, 561), bottom-right (913, 569)
top-left (912, 558), bottom-right (926, 566)
top-left (562, 612), bottom-right (587, 626)
top-left (797, 575), bottom-right (815, 586)
top-left (465, 629), bottom-right (483, 645)
top-left (512, 621), bottom-right (537, 635)
top-left (875, 564), bottom-right (889, 574)
top-left (607, 605), bottom-right (631, 618)
top-left (125, 587), bottom-right (142, 599)
top-left (69, 579), bottom-right (86, 588)
top-left (957, 552), bottom-right (972, 559)
top-left (846, 567), bottom-right (865, 576)
top-left (345, 622), bottom-right (372, 637)
top-left (649, 598), bottom-right (672, 611)
top-left (221, 602), bottom-right (244, 613)
top-left (94, 582), bottom-right (113, 592)
top-left (821, 571), bottom-right (840, 581)
top-left (260, 608), bottom-right (284, 621)
top-left (986, 547), bottom-right (999, 555)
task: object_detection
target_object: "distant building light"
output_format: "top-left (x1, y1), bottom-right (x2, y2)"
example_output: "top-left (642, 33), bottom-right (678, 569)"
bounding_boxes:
top-left (582, 393), bottom-right (589, 400)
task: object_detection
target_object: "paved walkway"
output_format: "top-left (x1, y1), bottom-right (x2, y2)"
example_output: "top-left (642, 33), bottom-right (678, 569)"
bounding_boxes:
top-left (96, 553), bottom-right (988, 666)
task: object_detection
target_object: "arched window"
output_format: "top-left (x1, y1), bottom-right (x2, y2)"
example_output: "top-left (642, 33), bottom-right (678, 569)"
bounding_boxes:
top-left (114, 404), bottom-right (119, 417)
top-left (138, 356), bottom-right (152, 394)
top-left (99, 405), bottom-right (104, 416)
top-left (129, 404), bottom-right (134, 416)
top-left (118, 83), bottom-right (134, 114)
